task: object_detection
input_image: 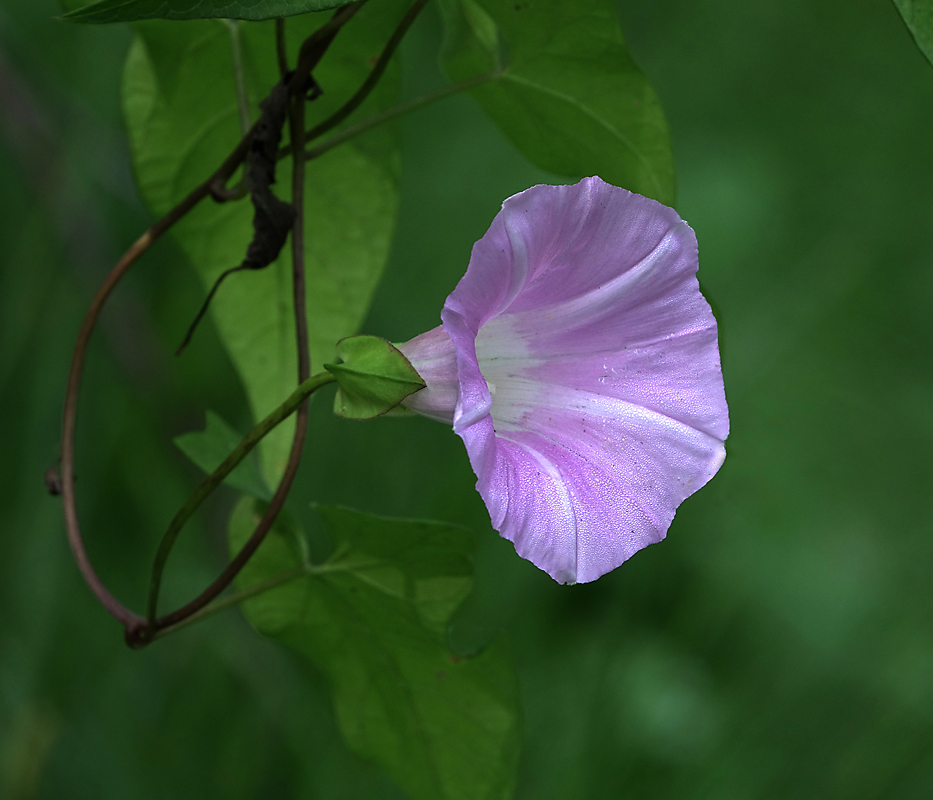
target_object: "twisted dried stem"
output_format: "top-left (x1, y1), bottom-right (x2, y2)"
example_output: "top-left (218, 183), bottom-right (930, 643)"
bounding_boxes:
top-left (61, 7), bottom-right (364, 645)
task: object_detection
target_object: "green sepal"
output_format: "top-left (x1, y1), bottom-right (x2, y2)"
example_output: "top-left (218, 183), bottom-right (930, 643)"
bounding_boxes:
top-left (63, 0), bottom-right (358, 24)
top-left (325, 335), bottom-right (426, 420)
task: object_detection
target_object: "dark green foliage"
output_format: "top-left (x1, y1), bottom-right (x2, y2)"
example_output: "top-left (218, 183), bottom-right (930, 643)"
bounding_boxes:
top-left (122, 5), bottom-right (407, 482)
top-left (65, 0), bottom-right (360, 24)
top-left (895, 0), bottom-right (933, 67)
top-left (438, 0), bottom-right (676, 205)
top-left (230, 500), bottom-right (521, 800)
top-left (4, 0), bottom-right (933, 798)
top-left (174, 411), bottom-right (272, 500)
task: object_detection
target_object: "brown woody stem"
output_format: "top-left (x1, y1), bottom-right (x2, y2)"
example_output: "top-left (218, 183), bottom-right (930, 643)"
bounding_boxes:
top-left (305, 70), bottom-right (497, 163)
top-left (61, 6), bottom-right (361, 645)
top-left (304, 0), bottom-right (430, 144)
top-left (144, 370), bottom-right (335, 629)
top-left (61, 126), bottom-right (255, 640)
top-left (137, 48), bottom-right (318, 644)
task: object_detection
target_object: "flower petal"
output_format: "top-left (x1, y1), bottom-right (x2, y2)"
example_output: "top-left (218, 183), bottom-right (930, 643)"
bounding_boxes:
top-left (395, 326), bottom-right (458, 424)
top-left (471, 381), bottom-right (725, 583)
top-left (441, 177), bottom-right (728, 583)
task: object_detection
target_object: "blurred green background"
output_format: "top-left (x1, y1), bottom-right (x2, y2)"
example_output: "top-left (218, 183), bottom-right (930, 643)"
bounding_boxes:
top-left (2, 0), bottom-right (933, 797)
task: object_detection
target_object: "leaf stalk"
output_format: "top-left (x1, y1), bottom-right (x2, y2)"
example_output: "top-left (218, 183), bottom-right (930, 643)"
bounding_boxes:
top-left (306, 70), bottom-right (498, 162)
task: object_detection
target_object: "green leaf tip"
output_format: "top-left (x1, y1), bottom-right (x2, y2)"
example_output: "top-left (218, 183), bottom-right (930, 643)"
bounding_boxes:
top-left (438, 0), bottom-right (676, 206)
top-left (64, 0), bottom-right (359, 24)
top-left (894, 0), bottom-right (933, 69)
top-left (174, 411), bottom-right (273, 501)
top-left (325, 335), bottom-right (426, 419)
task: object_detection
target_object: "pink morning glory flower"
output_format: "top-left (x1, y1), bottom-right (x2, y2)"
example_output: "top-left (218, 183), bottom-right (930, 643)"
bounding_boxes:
top-left (397, 177), bottom-right (729, 584)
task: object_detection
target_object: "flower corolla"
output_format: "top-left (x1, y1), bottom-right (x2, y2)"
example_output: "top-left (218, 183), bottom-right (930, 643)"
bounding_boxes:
top-left (398, 177), bottom-right (728, 584)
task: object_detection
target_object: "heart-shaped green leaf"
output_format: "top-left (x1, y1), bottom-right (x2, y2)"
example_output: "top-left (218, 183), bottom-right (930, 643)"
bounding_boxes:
top-left (123, 5), bottom-right (406, 482)
top-left (439, 0), bottom-right (676, 205)
top-left (229, 499), bottom-right (522, 800)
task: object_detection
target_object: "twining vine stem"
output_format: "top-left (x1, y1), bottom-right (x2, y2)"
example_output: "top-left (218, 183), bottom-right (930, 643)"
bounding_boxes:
top-left (61, 0), bottom-right (496, 648)
top-left (304, 0), bottom-right (430, 143)
top-left (274, 0), bottom-right (431, 163)
top-left (151, 556), bottom-right (359, 642)
top-left (137, 9), bottom-right (358, 644)
top-left (61, 5), bottom-right (364, 646)
top-left (140, 32), bottom-right (319, 641)
top-left (60, 130), bottom-right (257, 636)
top-left (153, 566), bottom-right (309, 641)
top-left (305, 71), bottom-right (498, 162)
top-left (145, 371), bottom-right (336, 628)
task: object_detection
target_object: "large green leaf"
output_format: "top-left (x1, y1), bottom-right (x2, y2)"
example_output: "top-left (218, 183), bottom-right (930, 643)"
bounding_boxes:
top-left (438, 0), bottom-right (675, 205)
top-left (65, 0), bottom-right (358, 24)
top-left (123, 8), bottom-right (403, 482)
top-left (229, 499), bottom-right (522, 800)
top-left (895, 0), bottom-right (933, 68)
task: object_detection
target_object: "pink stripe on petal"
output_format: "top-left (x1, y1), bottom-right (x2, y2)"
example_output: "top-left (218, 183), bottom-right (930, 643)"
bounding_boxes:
top-left (529, 329), bottom-right (729, 442)
top-left (481, 380), bottom-right (725, 582)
